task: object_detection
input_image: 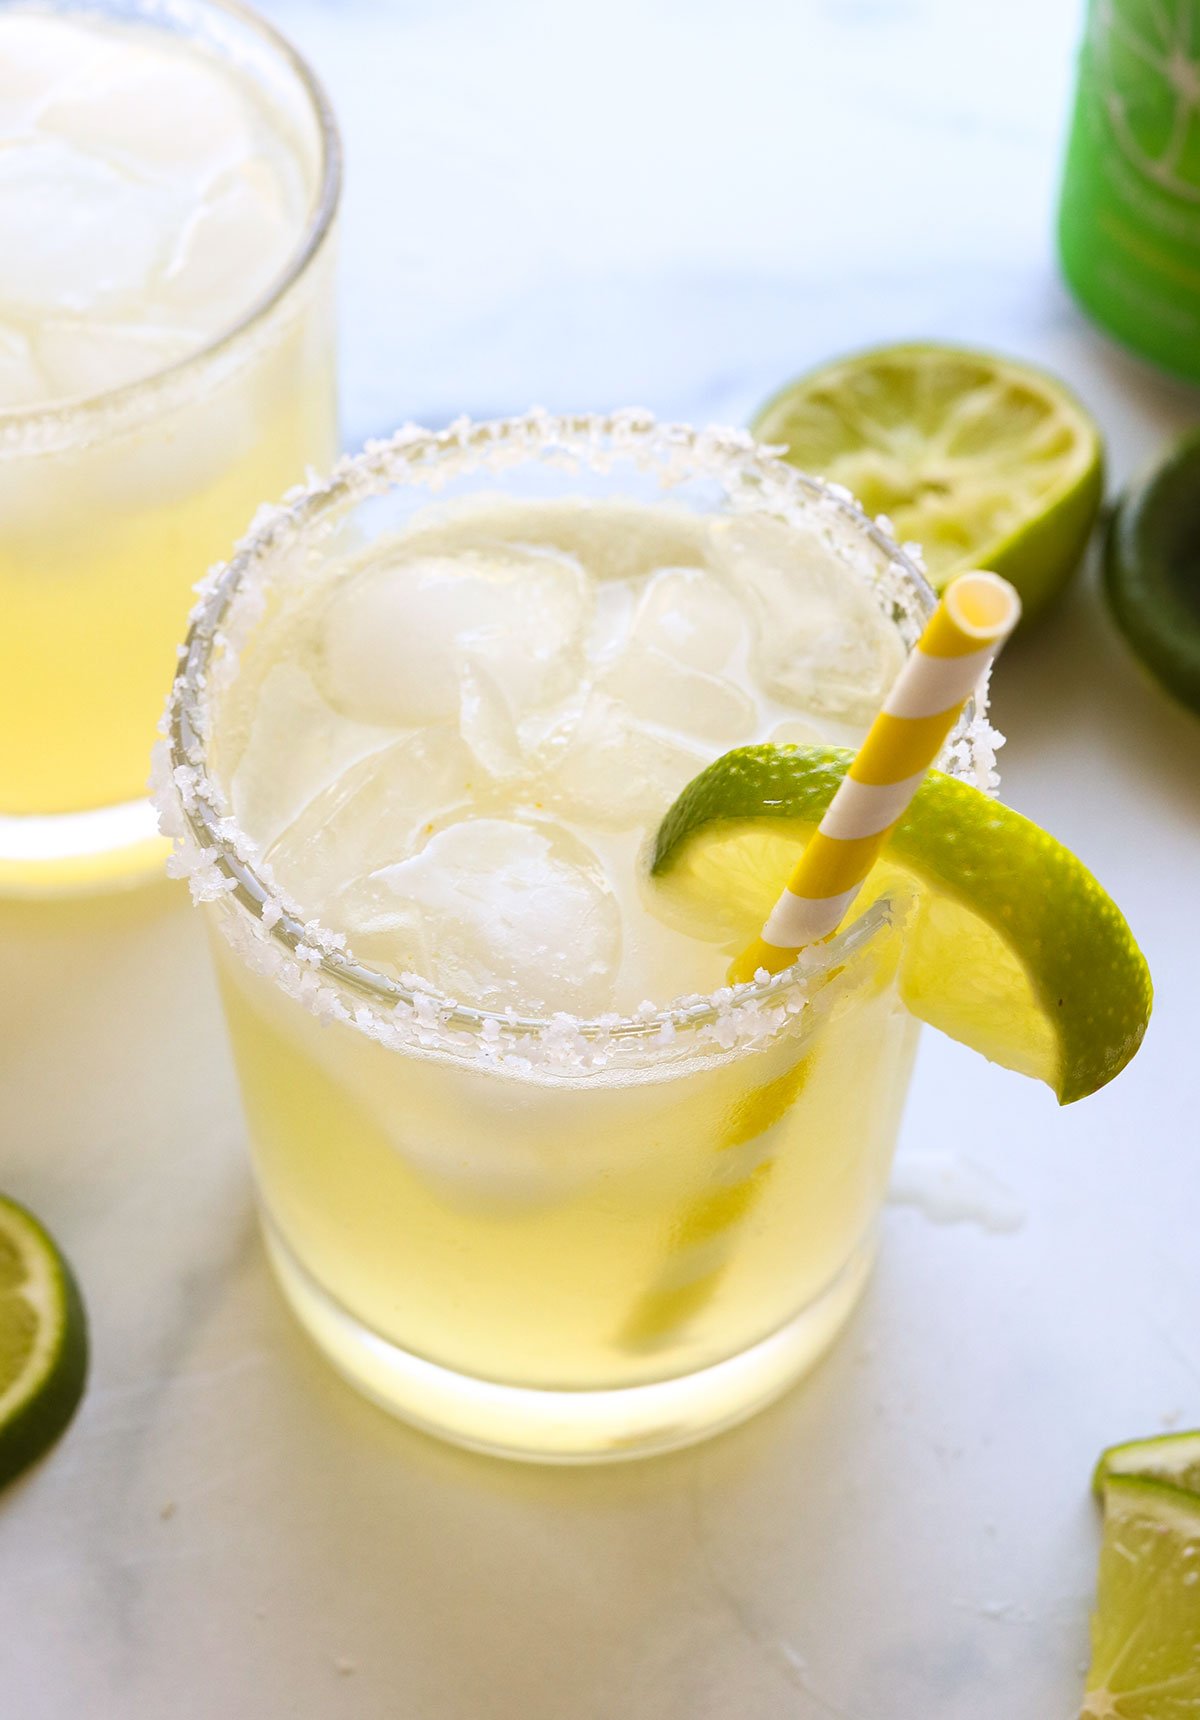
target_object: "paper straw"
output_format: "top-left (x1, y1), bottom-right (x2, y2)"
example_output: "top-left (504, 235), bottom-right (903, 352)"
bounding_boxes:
top-left (728, 571), bottom-right (1021, 985)
top-left (620, 571), bottom-right (1020, 1354)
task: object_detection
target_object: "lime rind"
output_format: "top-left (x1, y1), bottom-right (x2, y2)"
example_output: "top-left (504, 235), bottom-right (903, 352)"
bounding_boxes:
top-left (1104, 428), bottom-right (1200, 716)
top-left (1094, 1430), bottom-right (1200, 1500)
top-left (651, 745), bottom-right (1152, 1104)
top-left (0, 1196), bottom-right (88, 1491)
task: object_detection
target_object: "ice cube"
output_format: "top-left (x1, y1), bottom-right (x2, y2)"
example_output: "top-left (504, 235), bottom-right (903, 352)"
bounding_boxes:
top-left (316, 546), bottom-right (589, 730)
top-left (0, 15), bottom-right (95, 133)
top-left (230, 660), bottom-right (396, 855)
top-left (458, 648), bottom-right (526, 780)
top-left (265, 727), bottom-right (478, 918)
top-left (34, 316), bottom-right (198, 402)
top-left (400, 498), bottom-right (711, 586)
top-left (769, 717), bottom-right (827, 748)
top-left (158, 159), bottom-right (295, 329)
top-left (710, 515), bottom-right (904, 724)
top-left (37, 32), bottom-right (258, 189)
top-left (343, 817), bottom-right (622, 1016)
top-left (600, 645), bottom-right (756, 746)
top-left (628, 564), bottom-right (748, 673)
top-left (541, 693), bottom-right (708, 831)
top-left (0, 136), bottom-right (171, 318)
top-left (0, 320), bottom-right (46, 409)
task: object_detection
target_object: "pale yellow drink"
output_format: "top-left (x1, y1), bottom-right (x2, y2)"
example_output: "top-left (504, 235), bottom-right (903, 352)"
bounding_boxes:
top-left (160, 416), bottom-right (982, 1461)
top-left (0, 1), bottom-right (338, 891)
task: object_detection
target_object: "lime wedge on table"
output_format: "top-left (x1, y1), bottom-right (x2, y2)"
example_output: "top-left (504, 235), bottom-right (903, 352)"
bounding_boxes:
top-left (0, 1195), bottom-right (88, 1490)
top-left (649, 746), bottom-right (1151, 1105)
top-left (751, 343), bottom-right (1104, 621)
top-left (1105, 429), bottom-right (1200, 715)
top-left (1082, 1476), bottom-right (1200, 1719)
top-left (1094, 1431), bottom-right (1200, 1501)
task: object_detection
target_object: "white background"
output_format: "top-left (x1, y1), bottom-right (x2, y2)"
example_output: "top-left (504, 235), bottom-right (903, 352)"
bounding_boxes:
top-left (3, 1), bottom-right (1200, 1715)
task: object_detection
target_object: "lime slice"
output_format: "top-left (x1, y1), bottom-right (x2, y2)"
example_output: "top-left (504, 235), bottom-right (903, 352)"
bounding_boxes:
top-left (649, 745), bottom-right (1151, 1104)
top-left (751, 343), bottom-right (1104, 621)
top-left (1083, 1476), bottom-right (1200, 1718)
top-left (1105, 429), bottom-right (1200, 715)
top-left (1094, 1431), bottom-right (1200, 1501)
top-left (0, 1195), bottom-right (88, 1490)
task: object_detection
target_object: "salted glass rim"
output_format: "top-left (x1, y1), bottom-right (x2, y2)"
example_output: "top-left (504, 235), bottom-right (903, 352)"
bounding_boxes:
top-left (159, 409), bottom-right (982, 1059)
top-left (0, 0), bottom-right (341, 442)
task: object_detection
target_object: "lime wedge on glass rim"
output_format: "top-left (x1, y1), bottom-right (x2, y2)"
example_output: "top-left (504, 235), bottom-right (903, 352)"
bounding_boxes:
top-left (648, 745), bottom-right (1151, 1104)
top-left (751, 343), bottom-right (1105, 622)
top-left (1105, 428), bottom-right (1200, 716)
top-left (1083, 1475), bottom-right (1200, 1719)
top-left (0, 1194), bottom-right (88, 1490)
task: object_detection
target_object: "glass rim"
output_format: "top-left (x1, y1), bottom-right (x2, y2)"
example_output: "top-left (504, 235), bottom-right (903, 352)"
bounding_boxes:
top-left (159, 409), bottom-right (982, 1061)
top-left (0, 0), bottom-right (342, 441)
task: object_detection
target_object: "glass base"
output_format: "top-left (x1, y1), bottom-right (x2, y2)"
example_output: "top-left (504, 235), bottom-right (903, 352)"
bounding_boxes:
top-left (0, 796), bottom-right (168, 896)
top-left (263, 1218), bottom-right (876, 1464)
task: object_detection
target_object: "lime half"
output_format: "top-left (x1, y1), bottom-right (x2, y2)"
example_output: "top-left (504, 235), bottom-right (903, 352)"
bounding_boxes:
top-left (0, 1195), bottom-right (88, 1490)
top-left (1105, 429), bottom-right (1200, 716)
top-left (649, 745), bottom-right (1151, 1104)
top-left (751, 343), bottom-right (1104, 621)
top-left (1095, 1430), bottom-right (1200, 1501)
top-left (1084, 1476), bottom-right (1200, 1718)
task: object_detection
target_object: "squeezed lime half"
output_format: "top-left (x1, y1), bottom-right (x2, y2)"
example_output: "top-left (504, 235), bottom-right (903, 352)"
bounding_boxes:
top-left (751, 342), bottom-right (1104, 621)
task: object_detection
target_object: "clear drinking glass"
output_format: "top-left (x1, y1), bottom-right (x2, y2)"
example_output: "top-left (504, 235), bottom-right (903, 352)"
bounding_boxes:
top-left (158, 414), bottom-right (987, 1463)
top-left (0, 0), bottom-right (340, 893)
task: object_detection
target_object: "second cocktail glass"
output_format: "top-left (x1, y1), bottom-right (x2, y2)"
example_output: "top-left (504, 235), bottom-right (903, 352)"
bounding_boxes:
top-left (0, 0), bottom-right (340, 892)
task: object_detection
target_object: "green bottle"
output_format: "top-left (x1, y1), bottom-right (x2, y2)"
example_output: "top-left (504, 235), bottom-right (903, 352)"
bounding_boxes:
top-left (1059, 0), bottom-right (1200, 383)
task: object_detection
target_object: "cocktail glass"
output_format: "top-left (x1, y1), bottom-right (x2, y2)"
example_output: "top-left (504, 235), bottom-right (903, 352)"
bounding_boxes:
top-left (157, 412), bottom-right (991, 1462)
top-left (0, 0), bottom-right (340, 892)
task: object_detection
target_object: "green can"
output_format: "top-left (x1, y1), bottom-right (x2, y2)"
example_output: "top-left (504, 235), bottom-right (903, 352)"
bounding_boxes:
top-left (1059, 0), bottom-right (1200, 382)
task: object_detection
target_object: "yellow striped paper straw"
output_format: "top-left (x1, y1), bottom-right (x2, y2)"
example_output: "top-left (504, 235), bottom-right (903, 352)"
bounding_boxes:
top-left (729, 571), bottom-right (1021, 985)
top-left (619, 570), bottom-right (1020, 1353)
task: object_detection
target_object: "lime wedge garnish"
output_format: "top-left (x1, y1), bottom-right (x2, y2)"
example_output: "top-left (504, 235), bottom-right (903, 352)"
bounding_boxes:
top-left (1105, 428), bottom-right (1200, 715)
top-left (0, 1195), bottom-right (88, 1490)
top-left (1094, 1430), bottom-right (1200, 1500)
top-left (1083, 1475), bottom-right (1200, 1718)
top-left (751, 342), bottom-right (1104, 621)
top-left (648, 745), bottom-right (1151, 1104)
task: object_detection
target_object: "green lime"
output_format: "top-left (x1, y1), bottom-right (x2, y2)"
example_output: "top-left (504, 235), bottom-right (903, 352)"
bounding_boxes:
top-left (0, 1195), bottom-right (88, 1491)
top-left (1105, 429), bottom-right (1200, 716)
top-left (1094, 1430), bottom-right (1200, 1501)
top-left (1083, 1475), bottom-right (1200, 1718)
top-left (649, 745), bottom-right (1151, 1104)
top-left (751, 342), bottom-right (1104, 621)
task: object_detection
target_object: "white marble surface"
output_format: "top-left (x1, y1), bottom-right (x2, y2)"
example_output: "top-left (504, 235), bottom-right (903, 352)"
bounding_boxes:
top-left (4, 1), bottom-right (1200, 1715)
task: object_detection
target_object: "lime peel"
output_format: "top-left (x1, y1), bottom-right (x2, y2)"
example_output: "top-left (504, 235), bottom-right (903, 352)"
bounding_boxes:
top-left (1094, 1430), bottom-right (1200, 1501)
top-left (650, 744), bottom-right (1151, 1105)
top-left (1104, 427), bottom-right (1200, 716)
